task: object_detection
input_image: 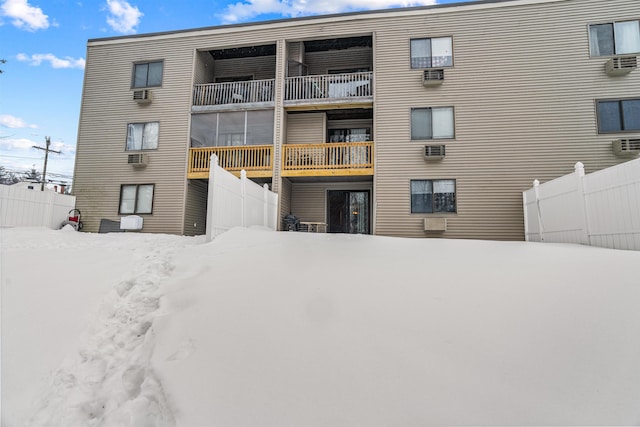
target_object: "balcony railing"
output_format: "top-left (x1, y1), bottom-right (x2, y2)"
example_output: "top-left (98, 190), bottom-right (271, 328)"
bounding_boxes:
top-left (193, 79), bottom-right (275, 107)
top-left (187, 142), bottom-right (373, 179)
top-left (285, 72), bottom-right (373, 102)
top-left (282, 142), bottom-right (374, 176)
top-left (188, 145), bottom-right (273, 179)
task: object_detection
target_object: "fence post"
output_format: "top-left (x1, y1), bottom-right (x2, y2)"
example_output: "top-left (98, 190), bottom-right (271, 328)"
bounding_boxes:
top-left (574, 162), bottom-right (590, 245)
top-left (240, 169), bottom-right (247, 228)
top-left (205, 154), bottom-right (219, 242)
top-left (263, 183), bottom-right (269, 227)
top-left (533, 179), bottom-right (544, 241)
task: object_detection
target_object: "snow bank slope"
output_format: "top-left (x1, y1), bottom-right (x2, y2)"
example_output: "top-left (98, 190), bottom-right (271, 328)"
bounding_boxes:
top-left (153, 228), bottom-right (640, 426)
top-left (1, 228), bottom-right (199, 427)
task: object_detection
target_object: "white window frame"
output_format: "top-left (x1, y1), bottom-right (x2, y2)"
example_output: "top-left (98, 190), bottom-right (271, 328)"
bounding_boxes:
top-left (410, 107), bottom-right (455, 140)
top-left (410, 179), bottom-right (457, 214)
top-left (410, 37), bottom-right (453, 68)
top-left (126, 122), bottom-right (159, 151)
top-left (132, 61), bottom-right (164, 88)
top-left (589, 20), bottom-right (640, 56)
top-left (119, 184), bottom-right (155, 215)
top-left (596, 98), bottom-right (640, 133)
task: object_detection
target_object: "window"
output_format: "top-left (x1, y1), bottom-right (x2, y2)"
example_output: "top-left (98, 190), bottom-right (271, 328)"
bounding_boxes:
top-left (328, 128), bottom-right (371, 142)
top-left (119, 184), bottom-right (154, 214)
top-left (590, 20), bottom-right (640, 56)
top-left (411, 37), bottom-right (453, 68)
top-left (411, 180), bottom-right (456, 213)
top-left (132, 61), bottom-right (163, 88)
top-left (126, 122), bottom-right (159, 150)
top-left (411, 107), bottom-right (454, 139)
top-left (190, 110), bottom-right (274, 147)
top-left (597, 99), bottom-right (640, 133)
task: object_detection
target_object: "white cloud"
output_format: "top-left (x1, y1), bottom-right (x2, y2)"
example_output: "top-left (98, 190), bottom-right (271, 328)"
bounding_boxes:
top-left (0, 137), bottom-right (38, 150)
top-left (106, 0), bottom-right (142, 34)
top-left (0, 0), bottom-right (49, 31)
top-left (0, 114), bottom-right (38, 129)
top-left (16, 53), bottom-right (85, 69)
top-left (220, 0), bottom-right (438, 23)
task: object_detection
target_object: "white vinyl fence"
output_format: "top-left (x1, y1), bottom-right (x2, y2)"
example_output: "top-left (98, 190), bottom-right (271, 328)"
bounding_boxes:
top-left (523, 159), bottom-right (640, 250)
top-left (206, 154), bottom-right (278, 241)
top-left (0, 185), bottom-right (76, 229)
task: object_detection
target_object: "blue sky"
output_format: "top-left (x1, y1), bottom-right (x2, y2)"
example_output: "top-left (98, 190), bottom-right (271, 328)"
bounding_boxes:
top-left (0, 0), bottom-right (471, 186)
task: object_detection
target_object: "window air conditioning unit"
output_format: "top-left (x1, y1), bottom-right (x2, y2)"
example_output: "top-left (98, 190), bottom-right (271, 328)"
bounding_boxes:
top-left (127, 153), bottom-right (148, 166)
top-left (424, 218), bottom-right (447, 232)
top-left (612, 138), bottom-right (640, 157)
top-left (605, 55), bottom-right (637, 76)
top-left (133, 89), bottom-right (153, 103)
top-left (422, 69), bottom-right (444, 86)
top-left (424, 145), bottom-right (446, 160)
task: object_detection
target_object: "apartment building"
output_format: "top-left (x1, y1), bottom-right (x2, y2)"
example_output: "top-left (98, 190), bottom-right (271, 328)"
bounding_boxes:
top-left (73, 0), bottom-right (640, 239)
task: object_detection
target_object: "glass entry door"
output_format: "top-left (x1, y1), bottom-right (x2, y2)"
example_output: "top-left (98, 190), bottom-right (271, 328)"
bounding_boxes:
top-left (327, 190), bottom-right (370, 234)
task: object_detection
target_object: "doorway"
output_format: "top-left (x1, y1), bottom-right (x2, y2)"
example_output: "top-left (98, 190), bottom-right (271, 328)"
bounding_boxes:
top-left (327, 190), bottom-right (370, 234)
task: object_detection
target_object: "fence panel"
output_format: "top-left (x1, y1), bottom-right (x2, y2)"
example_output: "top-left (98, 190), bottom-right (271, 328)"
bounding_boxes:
top-left (523, 159), bottom-right (640, 250)
top-left (0, 185), bottom-right (76, 229)
top-left (583, 158), bottom-right (640, 250)
top-left (206, 155), bottom-right (279, 241)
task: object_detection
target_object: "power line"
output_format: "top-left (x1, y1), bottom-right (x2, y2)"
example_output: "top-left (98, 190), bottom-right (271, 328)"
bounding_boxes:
top-left (0, 154), bottom-right (43, 160)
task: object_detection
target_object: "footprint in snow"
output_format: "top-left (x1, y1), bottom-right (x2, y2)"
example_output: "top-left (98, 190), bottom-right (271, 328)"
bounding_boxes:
top-left (166, 338), bottom-right (195, 361)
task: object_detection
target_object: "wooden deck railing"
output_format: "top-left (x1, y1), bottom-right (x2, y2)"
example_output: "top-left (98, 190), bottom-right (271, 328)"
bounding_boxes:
top-left (285, 72), bottom-right (373, 101)
top-left (193, 79), bottom-right (275, 106)
top-left (188, 142), bottom-right (373, 179)
top-left (188, 145), bottom-right (273, 178)
top-left (282, 142), bottom-right (374, 176)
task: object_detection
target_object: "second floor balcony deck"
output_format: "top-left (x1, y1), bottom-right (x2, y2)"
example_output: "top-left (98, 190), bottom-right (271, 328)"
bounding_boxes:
top-left (187, 141), bottom-right (374, 179)
top-left (192, 72), bottom-right (373, 109)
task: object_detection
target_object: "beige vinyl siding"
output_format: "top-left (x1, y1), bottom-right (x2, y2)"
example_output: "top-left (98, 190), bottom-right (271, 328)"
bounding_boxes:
top-left (286, 112), bottom-right (325, 144)
top-left (212, 55), bottom-right (276, 81)
top-left (279, 177), bottom-right (293, 229)
top-left (305, 47), bottom-right (373, 75)
top-left (193, 50), bottom-right (214, 84)
top-left (77, 0), bottom-right (638, 239)
top-left (74, 39), bottom-right (194, 233)
top-left (291, 181), bottom-right (373, 224)
top-left (287, 41), bottom-right (305, 76)
top-left (183, 179), bottom-right (208, 236)
top-left (372, 0), bottom-right (640, 240)
top-left (271, 39), bottom-right (288, 194)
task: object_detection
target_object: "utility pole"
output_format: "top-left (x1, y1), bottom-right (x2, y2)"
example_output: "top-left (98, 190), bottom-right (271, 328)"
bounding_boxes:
top-left (33, 136), bottom-right (61, 191)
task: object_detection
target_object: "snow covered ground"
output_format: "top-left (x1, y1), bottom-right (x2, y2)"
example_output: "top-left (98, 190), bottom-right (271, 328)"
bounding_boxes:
top-left (2, 226), bottom-right (640, 426)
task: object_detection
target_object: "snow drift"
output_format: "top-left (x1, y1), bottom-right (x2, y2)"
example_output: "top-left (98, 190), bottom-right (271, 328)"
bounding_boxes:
top-left (2, 226), bottom-right (640, 426)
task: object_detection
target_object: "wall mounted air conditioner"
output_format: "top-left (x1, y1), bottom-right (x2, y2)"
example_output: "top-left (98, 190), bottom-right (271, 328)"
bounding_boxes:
top-left (422, 69), bottom-right (444, 86)
top-left (424, 145), bottom-right (446, 160)
top-left (127, 153), bottom-right (148, 166)
top-left (133, 89), bottom-right (153, 103)
top-left (612, 138), bottom-right (640, 157)
top-left (424, 218), bottom-right (447, 232)
top-left (605, 55), bottom-right (637, 76)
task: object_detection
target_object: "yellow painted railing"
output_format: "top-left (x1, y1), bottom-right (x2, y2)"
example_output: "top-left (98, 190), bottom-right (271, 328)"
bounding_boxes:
top-left (188, 145), bottom-right (273, 178)
top-left (282, 142), bottom-right (374, 176)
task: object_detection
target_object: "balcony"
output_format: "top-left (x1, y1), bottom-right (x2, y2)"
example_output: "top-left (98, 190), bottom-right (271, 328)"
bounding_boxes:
top-left (187, 142), bottom-right (374, 179)
top-left (193, 79), bottom-right (275, 109)
top-left (282, 142), bottom-right (374, 177)
top-left (284, 72), bottom-right (373, 108)
top-left (188, 145), bottom-right (273, 179)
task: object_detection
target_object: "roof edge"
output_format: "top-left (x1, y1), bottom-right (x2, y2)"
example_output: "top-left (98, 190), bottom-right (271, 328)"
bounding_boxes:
top-left (87, 0), bottom-right (567, 45)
